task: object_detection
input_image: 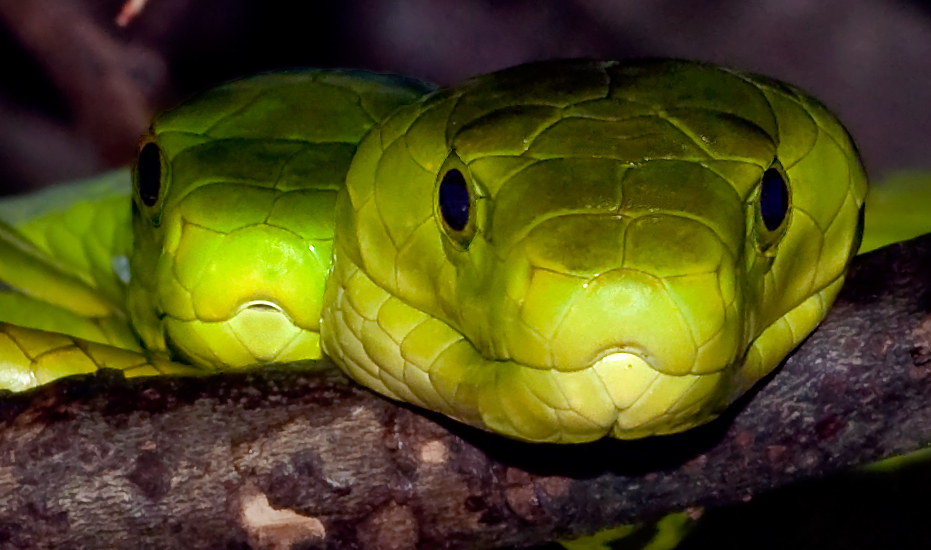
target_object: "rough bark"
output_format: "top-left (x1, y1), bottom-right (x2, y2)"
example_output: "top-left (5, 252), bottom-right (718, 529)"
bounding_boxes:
top-left (0, 234), bottom-right (930, 550)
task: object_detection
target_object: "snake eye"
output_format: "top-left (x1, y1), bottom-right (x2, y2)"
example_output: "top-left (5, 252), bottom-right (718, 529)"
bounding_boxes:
top-left (439, 169), bottom-right (470, 231)
top-left (435, 160), bottom-right (480, 251)
top-left (759, 167), bottom-right (789, 231)
top-left (136, 142), bottom-right (162, 208)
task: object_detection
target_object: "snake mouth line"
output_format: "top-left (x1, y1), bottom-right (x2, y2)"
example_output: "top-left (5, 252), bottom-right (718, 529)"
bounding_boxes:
top-left (235, 300), bottom-right (291, 318)
top-left (588, 349), bottom-right (657, 374)
top-left (161, 296), bottom-right (323, 368)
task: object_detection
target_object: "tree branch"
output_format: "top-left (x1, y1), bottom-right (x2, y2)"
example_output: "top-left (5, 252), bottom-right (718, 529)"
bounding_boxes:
top-left (1, 234), bottom-right (930, 550)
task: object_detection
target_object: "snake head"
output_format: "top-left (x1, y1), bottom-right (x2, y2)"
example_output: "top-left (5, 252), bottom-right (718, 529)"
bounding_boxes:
top-left (322, 60), bottom-right (867, 442)
top-left (127, 71), bottom-right (431, 369)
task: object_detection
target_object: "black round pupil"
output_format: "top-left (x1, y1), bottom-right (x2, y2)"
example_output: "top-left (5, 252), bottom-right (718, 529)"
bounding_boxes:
top-left (137, 142), bottom-right (161, 207)
top-left (439, 169), bottom-right (470, 231)
top-left (760, 167), bottom-right (789, 231)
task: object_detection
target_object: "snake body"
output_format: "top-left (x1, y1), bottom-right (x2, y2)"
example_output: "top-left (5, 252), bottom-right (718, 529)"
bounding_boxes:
top-left (0, 60), bottom-right (866, 444)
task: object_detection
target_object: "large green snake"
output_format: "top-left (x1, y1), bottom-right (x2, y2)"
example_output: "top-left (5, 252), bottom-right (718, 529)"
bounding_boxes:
top-left (0, 60), bottom-right (874, 445)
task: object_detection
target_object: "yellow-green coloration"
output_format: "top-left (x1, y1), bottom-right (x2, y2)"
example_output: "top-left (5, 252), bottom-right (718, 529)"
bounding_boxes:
top-left (126, 70), bottom-right (430, 369)
top-left (0, 323), bottom-right (199, 391)
top-left (859, 171), bottom-right (931, 254)
top-left (560, 511), bottom-right (696, 550)
top-left (0, 171), bottom-right (136, 347)
top-left (0, 171), bottom-right (148, 390)
top-left (322, 60), bottom-right (867, 442)
top-left (0, 70), bottom-right (431, 390)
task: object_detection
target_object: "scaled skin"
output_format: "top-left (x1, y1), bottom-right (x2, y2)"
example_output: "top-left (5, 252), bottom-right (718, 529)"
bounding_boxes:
top-left (0, 62), bottom-right (867, 445)
top-left (128, 71), bottom-right (432, 369)
top-left (322, 60), bottom-right (868, 442)
top-left (859, 171), bottom-right (931, 254)
top-left (0, 71), bottom-right (432, 390)
top-left (0, 171), bottom-right (137, 350)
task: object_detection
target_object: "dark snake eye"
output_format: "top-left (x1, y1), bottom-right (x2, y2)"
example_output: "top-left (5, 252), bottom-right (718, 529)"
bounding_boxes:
top-left (760, 167), bottom-right (789, 231)
top-left (439, 169), bottom-right (470, 231)
top-left (136, 142), bottom-right (162, 207)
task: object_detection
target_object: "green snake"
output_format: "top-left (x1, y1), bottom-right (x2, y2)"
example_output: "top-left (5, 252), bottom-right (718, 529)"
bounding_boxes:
top-left (0, 70), bottom-right (430, 388)
top-left (0, 60), bottom-right (875, 444)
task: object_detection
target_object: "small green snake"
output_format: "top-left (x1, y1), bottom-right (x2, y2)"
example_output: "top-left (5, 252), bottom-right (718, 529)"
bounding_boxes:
top-left (0, 60), bottom-right (870, 443)
top-left (0, 70), bottom-right (430, 385)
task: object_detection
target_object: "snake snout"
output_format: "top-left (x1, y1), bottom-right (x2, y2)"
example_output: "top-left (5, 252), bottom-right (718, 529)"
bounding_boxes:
top-left (509, 264), bottom-right (742, 376)
top-left (495, 210), bottom-right (744, 376)
top-left (152, 218), bottom-right (331, 368)
top-left (496, 263), bottom-right (746, 439)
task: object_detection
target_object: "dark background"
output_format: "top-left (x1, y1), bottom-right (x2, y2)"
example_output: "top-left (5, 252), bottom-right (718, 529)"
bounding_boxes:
top-left (1, 1), bottom-right (930, 548)
top-left (2, 0), bottom-right (931, 195)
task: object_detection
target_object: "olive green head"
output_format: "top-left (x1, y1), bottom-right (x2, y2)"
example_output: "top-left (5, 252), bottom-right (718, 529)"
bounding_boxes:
top-left (128, 70), bottom-right (431, 368)
top-left (322, 60), bottom-right (867, 441)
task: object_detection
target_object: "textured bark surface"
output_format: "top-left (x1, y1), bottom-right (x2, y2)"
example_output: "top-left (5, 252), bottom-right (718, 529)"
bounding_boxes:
top-left (0, 234), bottom-right (929, 549)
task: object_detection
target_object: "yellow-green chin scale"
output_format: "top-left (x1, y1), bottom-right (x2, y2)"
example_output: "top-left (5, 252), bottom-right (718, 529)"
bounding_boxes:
top-left (128, 70), bottom-right (432, 369)
top-left (322, 60), bottom-right (867, 442)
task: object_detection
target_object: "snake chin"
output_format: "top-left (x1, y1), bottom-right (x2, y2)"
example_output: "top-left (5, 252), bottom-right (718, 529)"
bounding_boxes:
top-left (321, 249), bottom-right (734, 443)
top-left (161, 299), bottom-right (322, 369)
